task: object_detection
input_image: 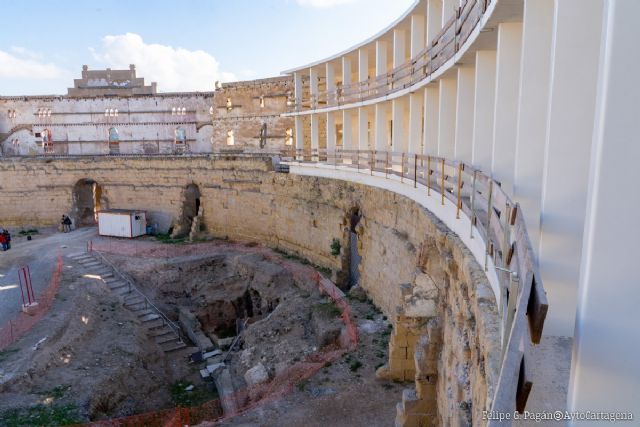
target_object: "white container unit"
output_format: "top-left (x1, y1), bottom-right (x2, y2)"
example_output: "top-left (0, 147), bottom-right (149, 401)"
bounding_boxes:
top-left (98, 210), bottom-right (146, 238)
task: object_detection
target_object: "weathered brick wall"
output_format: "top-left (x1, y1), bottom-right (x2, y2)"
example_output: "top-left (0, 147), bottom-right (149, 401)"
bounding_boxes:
top-left (210, 77), bottom-right (294, 152)
top-left (0, 157), bottom-right (499, 425)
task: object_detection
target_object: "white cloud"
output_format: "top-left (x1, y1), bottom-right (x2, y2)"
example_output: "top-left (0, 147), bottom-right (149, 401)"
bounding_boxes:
top-left (296, 0), bottom-right (358, 7)
top-left (0, 49), bottom-right (66, 79)
top-left (90, 33), bottom-right (235, 92)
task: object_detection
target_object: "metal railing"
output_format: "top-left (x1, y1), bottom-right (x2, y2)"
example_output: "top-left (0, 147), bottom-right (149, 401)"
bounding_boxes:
top-left (294, 0), bottom-right (489, 111)
top-left (90, 249), bottom-right (186, 343)
top-left (278, 147), bottom-right (548, 418)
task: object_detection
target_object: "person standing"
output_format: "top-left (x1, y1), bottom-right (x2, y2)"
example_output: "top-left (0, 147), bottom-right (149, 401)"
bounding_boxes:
top-left (63, 215), bottom-right (72, 232)
top-left (0, 230), bottom-right (6, 251)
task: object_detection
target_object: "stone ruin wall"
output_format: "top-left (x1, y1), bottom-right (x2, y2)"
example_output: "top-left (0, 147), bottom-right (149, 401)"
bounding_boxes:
top-left (203, 76), bottom-right (294, 152)
top-left (0, 156), bottom-right (499, 426)
top-left (0, 77), bottom-right (294, 156)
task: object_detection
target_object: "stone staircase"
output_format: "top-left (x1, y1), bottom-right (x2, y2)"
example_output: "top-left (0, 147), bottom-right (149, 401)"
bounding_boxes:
top-left (187, 205), bottom-right (204, 242)
top-left (69, 252), bottom-right (187, 353)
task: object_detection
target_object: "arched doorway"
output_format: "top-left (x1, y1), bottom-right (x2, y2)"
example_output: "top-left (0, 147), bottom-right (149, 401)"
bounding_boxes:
top-left (72, 179), bottom-right (103, 226)
top-left (348, 207), bottom-right (362, 288)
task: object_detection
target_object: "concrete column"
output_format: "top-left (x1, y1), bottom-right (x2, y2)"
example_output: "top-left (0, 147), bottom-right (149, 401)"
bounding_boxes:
top-left (294, 72), bottom-right (303, 111)
top-left (376, 40), bottom-right (388, 77)
top-left (326, 111), bottom-right (336, 152)
top-left (408, 91), bottom-right (424, 153)
top-left (471, 50), bottom-right (496, 173)
top-left (326, 62), bottom-right (336, 106)
top-left (513, 0), bottom-right (554, 250)
top-left (392, 98), bottom-right (407, 152)
top-left (342, 56), bottom-right (352, 86)
top-left (343, 109), bottom-right (353, 150)
top-left (568, 0), bottom-right (640, 418)
top-left (538, 0), bottom-right (604, 337)
top-left (454, 66), bottom-right (475, 163)
top-left (358, 48), bottom-right (369, 82)
top-left (491, 22), bottom-right (523, 195)
top-left (410, 14), bottom-right (426, 58)
top-left (310, 113), bottom-right (319, 151)
top-left (393, 29), bottom-right (406, 69)
top-left (423, 85), bottom-right (439, 155)
top-left (442, 0), bottom-right (457, 25)
top-left (358, 107), bottom-right (369, 150)
top-left (426, 0), bottom-right (443, 43)
top-left (437, 77), bottom-right (457, 158)
top-left (295, 115), bottom-right (304, 151)
top-left (374, 102), bottom-right (389, 150)
top-left (309, 68), bottom-right (319, 109)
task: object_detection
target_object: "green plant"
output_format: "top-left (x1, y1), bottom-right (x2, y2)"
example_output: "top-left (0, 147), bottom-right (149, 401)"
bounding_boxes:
top-left (349, 360), bottom-right (363, 372)
top-left (155, 233), bottom-right (186, 244)
top-left (330, 238), bottom-right (341, 256)
top-left (313, 302), bottom-right (341, 319)
top-left (296, 379), bottom-right (309, 391)
top-left (0, 404), bottom-right (83, 427)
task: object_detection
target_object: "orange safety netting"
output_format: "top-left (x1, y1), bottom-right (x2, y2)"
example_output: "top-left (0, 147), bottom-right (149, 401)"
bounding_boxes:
top-left (0, 255), bottom-right (63, 351)
top-left (74, 239), bottom-right (358, 426)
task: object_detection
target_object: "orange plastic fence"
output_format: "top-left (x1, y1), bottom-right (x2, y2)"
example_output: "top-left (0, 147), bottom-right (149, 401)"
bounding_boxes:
top-left (0, 254), bottom-right (63, 351)
top-left (76, 239), bottom-right (358, 426)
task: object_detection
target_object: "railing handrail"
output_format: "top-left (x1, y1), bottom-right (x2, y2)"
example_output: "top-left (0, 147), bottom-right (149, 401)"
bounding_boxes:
top-left (292, 0), bottom-right (489, 112)
top-left (91, 250), bottom-right (185, 342)
top-left (278, 147), bottom-right (547, 418)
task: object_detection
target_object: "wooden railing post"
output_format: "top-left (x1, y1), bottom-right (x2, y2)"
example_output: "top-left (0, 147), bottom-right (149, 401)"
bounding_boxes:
top-left (401, 152), bottom-right (405, 183)
top-left (427, 155), bottom-right (432, 196)
top-left (485, 179), bottom-right (493, 271)
top-left (456, 162), bottom-right (463, 219)
top-left (471, 170), bottom-right (477, 239)
top-left (413, 154), bottom-right (418, 188)
top-left (440, 158), bottom-right (445, 206)
top-left (385, 151), bottom-right (389, 179)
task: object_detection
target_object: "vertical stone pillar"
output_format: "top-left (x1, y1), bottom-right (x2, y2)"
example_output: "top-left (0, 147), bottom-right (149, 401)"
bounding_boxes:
top-left (343, 109), bottom-right (353, 150)
top-left (538, 0), bottom-right (603, 337)
top-left (423, 85), bottom-right (439, 155)
top-left (294, 115), bottom-right (304, 155)
top-left (376, 40), bottom-right (388, 77)
top-left (326, 111), bottom-right (336, 152)
top-left (426, 0), bottom-right (443, 44)
top-left (569, 0), bottom-right (640, 418)
top-left (293, 72), bottom-right (303, 111)
top-left (442, 0), bottom-right (457, 25)
top-left (310, 113), bottom-right (319, 153)
top-left (309, 67), bottom-right (318, 109)
top-left (342, 56), bottom-right (352, 105)
top-left (437, 77), bottom-right (457, 158)
top-left (393, 29), bottom-right (406, 71)
top-left (326, 62), bottom-right (336, 106)
top-left (392, 98), bottom-right (407, 153)
top-left (513, 0), bottom-right (554, 250)
top-left (408, 91), bottom-right (424, 154)
top-left (410, 14), bottom-right (426, 58)
top-left (454, 66), bottom-right (475, 163)
top-left (471, 50), bottom-right (496, 173)
top-left (491, 22), bottom-right (523, 195)
top-left (374, 102), bottom-right (389, 151)
top-left (358, 107), bottom-right (369, 150)
top-left (358, 48), bottom-right (369, 82)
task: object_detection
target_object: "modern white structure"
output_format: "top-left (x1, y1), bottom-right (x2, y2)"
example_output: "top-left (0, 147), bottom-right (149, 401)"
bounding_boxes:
top-left (283, 0), bottom-right (640, 422)
top-left (98, 210), bottom-right (147, 238)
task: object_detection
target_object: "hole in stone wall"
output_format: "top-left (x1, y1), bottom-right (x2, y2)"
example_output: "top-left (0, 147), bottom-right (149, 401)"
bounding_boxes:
top-left (348, 207), bottom-right (362, 288)
top-left (72, 179), bottom-right (103, 226)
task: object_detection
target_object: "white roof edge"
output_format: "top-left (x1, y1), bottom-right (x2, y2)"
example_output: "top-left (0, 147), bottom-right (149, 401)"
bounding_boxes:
top-left (281, 0), bottom-right (421, 75)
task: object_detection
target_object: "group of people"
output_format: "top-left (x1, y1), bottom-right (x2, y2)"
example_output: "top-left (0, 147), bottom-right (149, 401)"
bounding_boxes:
top-left (0, 229), bottom-right (11, 251)
top-left (61, 215), bottom-right (72, 233)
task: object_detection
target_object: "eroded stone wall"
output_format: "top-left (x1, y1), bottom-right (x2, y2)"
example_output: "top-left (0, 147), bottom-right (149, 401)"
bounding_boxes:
top-left (0, 157), bottom-right (499, 425)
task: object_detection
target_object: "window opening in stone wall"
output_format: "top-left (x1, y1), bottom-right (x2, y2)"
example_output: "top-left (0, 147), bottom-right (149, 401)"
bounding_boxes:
top-left (42, 128), bottom-right (53, 154)
top-left (174, 127), bottom-right (187, 153)
top-left (108, 127), bottom-right (120, 154)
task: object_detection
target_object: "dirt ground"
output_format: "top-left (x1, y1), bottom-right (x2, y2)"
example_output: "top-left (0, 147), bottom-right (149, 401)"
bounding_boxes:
top-left (0, 246), bottom-right (198, 425)
top-left (1, 233), bottom-right (407, 426)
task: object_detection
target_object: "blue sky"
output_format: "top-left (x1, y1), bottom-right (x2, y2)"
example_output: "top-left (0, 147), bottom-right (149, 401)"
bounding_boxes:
top-left (0, 0), bottom-right (413, 95)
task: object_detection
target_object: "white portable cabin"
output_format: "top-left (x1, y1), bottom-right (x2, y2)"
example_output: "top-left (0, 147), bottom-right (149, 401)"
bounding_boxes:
top-left (98, 209), bottom-right (146, 238)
